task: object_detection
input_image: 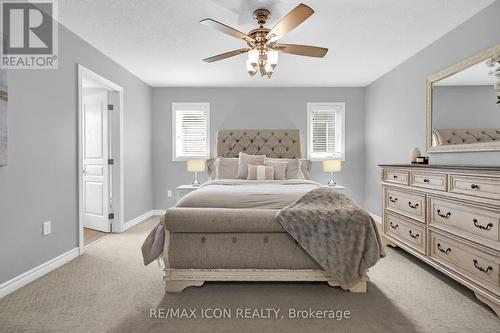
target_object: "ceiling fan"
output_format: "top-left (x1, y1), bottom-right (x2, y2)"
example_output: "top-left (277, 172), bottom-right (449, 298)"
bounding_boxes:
top-left (200, 3), bottom-right (328, 78)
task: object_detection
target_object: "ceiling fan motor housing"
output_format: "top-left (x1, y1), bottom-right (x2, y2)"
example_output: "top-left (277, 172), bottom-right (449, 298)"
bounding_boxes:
top-left (253, 8), bottom-right (271, 26)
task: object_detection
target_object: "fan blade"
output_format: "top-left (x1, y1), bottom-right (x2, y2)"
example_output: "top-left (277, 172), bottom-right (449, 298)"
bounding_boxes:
top-left (200, 18), bottom-right (254, 43)
top-left (203, 48), bottom-right (250, 63)
top-left (275, 44), bottom-right (328, 58)
top-left (266, 3), bottom-right (314, 42)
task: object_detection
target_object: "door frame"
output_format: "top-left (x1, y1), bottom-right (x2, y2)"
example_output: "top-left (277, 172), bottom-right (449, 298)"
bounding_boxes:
top-left (78, 64), bottom-right (124, 255)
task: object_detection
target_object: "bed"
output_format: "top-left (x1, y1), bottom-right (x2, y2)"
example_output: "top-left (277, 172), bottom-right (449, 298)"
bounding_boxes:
top-left (161, 129), bottom-right (382, 293)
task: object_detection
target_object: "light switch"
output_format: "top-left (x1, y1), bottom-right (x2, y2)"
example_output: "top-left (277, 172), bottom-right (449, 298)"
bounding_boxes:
top-left (167, 190), bottom-right (172, 198)
top-left (43, 221), bottom-right (51, 236)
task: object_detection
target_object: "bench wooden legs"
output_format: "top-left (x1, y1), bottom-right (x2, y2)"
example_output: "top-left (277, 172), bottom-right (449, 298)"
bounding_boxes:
top-left (165, 280), bottom-right (204, 293)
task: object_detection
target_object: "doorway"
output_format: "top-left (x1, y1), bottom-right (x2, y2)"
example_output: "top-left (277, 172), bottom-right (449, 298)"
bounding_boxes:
top-left (78, 65), bottom-right (124, 253)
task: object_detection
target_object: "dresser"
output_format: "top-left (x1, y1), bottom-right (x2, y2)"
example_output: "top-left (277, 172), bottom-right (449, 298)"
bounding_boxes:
top-left (380, 164), bottom-right (500, 317)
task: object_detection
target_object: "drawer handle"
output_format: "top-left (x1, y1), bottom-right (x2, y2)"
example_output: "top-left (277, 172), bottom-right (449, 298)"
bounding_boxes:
top-left (408, 230), bottom-right (420, 239)
top-left (393, 175), bottom-right (398, 179)
top-left (423, 178), bottom-right (430, 183)
top-left (390, 222), bottom-right (399, 229)
top-left (389, 196), bottom-right (398, 203)
top-left (437, 243), bottom-right (451, 254)
top-left (436, 209), bottom-right (451, 218)
top-left (473, 219), bottom-right (494, 231)
top-left (470, 184), bottom-right (480, 190)
top-left (473, 259), bottom-right (493, 274)
top-left (408, 201), bottom-right (419, 209)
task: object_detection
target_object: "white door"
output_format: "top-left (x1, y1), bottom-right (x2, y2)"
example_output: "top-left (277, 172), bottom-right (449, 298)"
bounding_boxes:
top-left (83, 90), bottom-right (110, 232)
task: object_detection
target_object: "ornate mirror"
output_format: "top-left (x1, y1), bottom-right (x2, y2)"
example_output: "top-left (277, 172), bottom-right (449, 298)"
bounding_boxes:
top-left (427, 44), bottom-right (500, 153)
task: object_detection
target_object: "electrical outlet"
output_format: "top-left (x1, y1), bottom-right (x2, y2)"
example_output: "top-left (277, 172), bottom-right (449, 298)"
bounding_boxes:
top-left (43, 221), bottom-right (51, 236)
top-left (167, 190), bottom-right (172, 198)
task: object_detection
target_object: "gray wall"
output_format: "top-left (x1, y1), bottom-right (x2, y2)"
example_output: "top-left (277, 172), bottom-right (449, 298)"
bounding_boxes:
top-left (433, 85), bottom-right (500, 128)
top-left (152, 87), bottom-right (366, 209)
top-left (0, 25), bottom-right (153, 284)
top-left (364, 0), bottom-right (500, 216)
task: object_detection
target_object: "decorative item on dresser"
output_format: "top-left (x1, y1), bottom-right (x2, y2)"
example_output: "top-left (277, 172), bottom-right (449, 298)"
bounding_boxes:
top-left (380, 164), bottom-right (500, 317)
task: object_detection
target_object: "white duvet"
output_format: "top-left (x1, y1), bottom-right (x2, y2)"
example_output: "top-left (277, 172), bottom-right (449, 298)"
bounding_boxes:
top-left (176, 179), bottom-right (321, 209)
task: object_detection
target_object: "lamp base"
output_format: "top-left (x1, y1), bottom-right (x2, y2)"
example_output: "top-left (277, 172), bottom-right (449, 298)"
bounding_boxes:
top-left (192, 172), bottom-right (201, 187)
top-left (327, 172), bottom-right (336, 186)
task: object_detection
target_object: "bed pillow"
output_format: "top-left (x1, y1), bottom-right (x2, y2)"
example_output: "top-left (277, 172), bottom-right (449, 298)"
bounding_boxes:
top-left (299, 159), bottom-right (312, 179)
top-left (236, 152), bottom-right (266, 179)
top-left (264, 159), bottom-right (288, 180)
top-left (266, 158), bottom-right (300, 179)
top-left (247, 165), bottom-right (275, 180)
top-left (216, 157), bottom-right (239, 179)
top-left (206, 158), bottom-right (217, 180)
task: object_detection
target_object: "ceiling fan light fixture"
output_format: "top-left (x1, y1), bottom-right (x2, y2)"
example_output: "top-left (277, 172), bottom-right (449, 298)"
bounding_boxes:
top-left (246, 59), bottom-right (257, 76)
top-left (201, 3), bottom-right (328, 78)
top-left (267, 50), bottom-right (278, 66)
top-left (248, 49), bottom-right (259, 66)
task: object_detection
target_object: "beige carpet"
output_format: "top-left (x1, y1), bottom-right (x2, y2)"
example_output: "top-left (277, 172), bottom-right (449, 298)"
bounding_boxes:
top-left (0, 217), bottom-right (498, 333)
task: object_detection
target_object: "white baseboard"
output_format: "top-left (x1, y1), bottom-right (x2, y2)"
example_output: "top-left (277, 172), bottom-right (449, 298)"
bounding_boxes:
top-left (122, 210), bottom-right (165, 232)
top-left (0, 247), bottom-right (79, 299)
top-left (369, 213), bottom-right (382, 224)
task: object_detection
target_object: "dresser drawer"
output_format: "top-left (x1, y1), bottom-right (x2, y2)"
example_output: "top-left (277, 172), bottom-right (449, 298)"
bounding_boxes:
top-left (410, 171), bottom-right (447, 191)
top-left (429, 197), bottom-right (500, 250)
top-left (385, 188), bottom-right (426, 223)
top-left (383, 169), bottom-right (409, 185)
top-left (429, 231), bottom-right (500, 293)
top-left (385, 213), bottom-right (425, 254)
top-left (449, 174), bottom-right (500, 200)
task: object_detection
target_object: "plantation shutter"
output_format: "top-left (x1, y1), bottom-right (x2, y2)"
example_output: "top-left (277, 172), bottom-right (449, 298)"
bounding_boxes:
top-left (307, 103), bottom-right (344, 160)
top-left (312, 109), bottom-right (336, 155)
top-left (174, 104), bottom-right (209, 159)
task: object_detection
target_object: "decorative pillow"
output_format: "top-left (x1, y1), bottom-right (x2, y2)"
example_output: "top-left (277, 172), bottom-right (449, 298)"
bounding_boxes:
top-left (299, 159), bottom-right (312, 179)
top-left (247, 165), bottom-right (274, 180)
top-left (264, 159), bottom-right (288, 180)
top-left (266, 158), bottom-right (300, 179)
top-left (206, 158), bottom-right (217, 180)
top-left (216, 157), bottom-right (239, 179)
top-left (236, 152), bottom-right (266, 179)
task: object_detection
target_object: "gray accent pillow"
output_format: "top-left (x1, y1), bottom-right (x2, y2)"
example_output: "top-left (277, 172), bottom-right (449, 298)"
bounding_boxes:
top-left (299, 159), bottom-right (312, 179)
top-left (236, 152), bottom-right (266, 179)
top-left (266, 158), bottom-right (300, 179)
top-left (247, 165), bottom-right (275, 180)
top-left (206, 158), bottom-right (217, 180)
top-left (216, 157), bottom-right (239, 179)
top-left (264, 159), bottom-right (288, 180)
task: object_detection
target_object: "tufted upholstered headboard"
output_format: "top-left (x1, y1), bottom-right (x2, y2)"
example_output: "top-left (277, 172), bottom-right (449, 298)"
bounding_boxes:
top-left (433, 128), bottom-right (500, 146)
top-left (216, 129), bottom-right (302, 158)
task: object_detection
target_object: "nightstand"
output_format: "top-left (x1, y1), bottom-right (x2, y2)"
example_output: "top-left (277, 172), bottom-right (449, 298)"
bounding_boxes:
top-left (324, 184), bottom-right (345, 190)
top-left (176, 184), bottom-right (200, 202)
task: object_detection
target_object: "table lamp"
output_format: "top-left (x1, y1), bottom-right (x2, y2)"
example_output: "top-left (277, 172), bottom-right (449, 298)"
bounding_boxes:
top-left (186, 160), bottom-right (205, 186)
top-left (323, 160), bottom-right (342, 186)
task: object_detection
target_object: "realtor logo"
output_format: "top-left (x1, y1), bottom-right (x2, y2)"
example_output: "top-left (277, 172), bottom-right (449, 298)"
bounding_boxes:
top-left (0, 0), bottom-right (58, 69)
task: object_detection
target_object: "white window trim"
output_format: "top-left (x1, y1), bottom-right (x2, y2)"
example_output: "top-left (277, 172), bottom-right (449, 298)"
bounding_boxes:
top-left (171, 102), bottom-right (210, 161)
top-left (306, 102), bottom-right (346, 161)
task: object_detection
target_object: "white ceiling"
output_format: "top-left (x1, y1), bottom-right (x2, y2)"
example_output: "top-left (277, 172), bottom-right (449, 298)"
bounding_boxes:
top-left (58, 0), bottom-right (495, 87)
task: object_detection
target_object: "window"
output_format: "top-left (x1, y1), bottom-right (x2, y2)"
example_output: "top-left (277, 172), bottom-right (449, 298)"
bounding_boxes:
top-left (307, 102), bottom-right (345, 161)
top-left (172, 103), bottom-right (210, 161)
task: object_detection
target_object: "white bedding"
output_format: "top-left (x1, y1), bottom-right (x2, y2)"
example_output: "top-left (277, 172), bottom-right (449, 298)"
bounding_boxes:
top-left (176, 179), bottom-right (321, 209)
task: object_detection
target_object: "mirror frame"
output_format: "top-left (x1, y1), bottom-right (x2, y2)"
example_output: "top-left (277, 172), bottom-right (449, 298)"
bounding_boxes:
top-left (426, 43), bottom-right (500, 153)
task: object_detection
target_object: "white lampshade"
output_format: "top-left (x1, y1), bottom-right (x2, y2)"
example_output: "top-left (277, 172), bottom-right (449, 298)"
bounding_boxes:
top-left (248, 49), bottom-right (259, 66)
top-left (186, 160), bottom-right (205, 173)
top-left (267, 50), bottom-right (278, 65)
top-left (323, 160), bottom-right (342, 173)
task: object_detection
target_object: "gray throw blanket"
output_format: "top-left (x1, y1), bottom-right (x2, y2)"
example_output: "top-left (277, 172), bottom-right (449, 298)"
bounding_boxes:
top-left (276, 187), bottom-right (385, 289)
